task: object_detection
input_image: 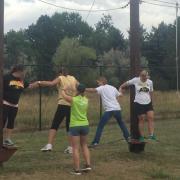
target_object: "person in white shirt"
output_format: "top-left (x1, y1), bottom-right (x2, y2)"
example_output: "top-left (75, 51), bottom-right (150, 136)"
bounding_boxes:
top-left (119, 70), bottom-right (156, 142)
top-left (86, 76), bottom-right (130, 147)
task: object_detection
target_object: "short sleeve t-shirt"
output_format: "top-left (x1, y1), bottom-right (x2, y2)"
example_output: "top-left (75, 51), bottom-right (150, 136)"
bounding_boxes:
top-left (3, 74), bottom-right (29, 105)
top-left (57, 75), bottom-right (77, 106)
top-left (70, 95), bottom-right (89, 127)
top-left (126, 77), bottom-right (153, 105)
top-left (96, 84), bottom-right (121, 112)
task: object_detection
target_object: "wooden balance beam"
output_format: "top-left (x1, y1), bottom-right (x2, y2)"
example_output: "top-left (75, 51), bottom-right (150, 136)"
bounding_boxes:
top-left (0, 146), bottom-right (17, 164)
top-left (128, 139), bottom-right (146, 153)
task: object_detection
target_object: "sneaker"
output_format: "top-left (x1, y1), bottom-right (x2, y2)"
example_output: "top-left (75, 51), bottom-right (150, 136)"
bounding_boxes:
top-left (126, 137), bottom-right (131, 143)
top-left (81, 165), bottom-right (92, 172)
top-left (148, 134), bottom-right (157, 141)
top-left (70, 169), bottom-right (82, 175)
top-left (41, 144), bottom-right (52, 152)
top-left (64, 146), bottom-right (73, 154)
top-left (3, 139), bottom-right (14, 146)
top-left (138, 136), bottom-right (145, 143)
top-left (89, 143), bottom-right (99, 148)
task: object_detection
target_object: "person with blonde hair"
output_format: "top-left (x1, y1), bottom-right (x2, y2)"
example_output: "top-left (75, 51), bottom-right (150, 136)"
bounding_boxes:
top-left (86, 76), bottom-right (130, 148)
top-left (119, 70), bottom-right (156, 142)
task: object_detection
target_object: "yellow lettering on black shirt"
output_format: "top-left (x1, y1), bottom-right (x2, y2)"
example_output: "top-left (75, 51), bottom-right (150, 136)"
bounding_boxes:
top-left (9, 80), bottom-right (24, 89)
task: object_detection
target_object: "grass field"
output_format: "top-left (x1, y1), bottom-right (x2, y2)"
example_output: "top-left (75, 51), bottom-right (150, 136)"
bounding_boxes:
top-left (1, 119), bottom-right (180, 180)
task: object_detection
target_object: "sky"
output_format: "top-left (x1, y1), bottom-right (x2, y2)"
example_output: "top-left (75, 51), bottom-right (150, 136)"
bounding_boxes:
top-left (4, 0), bottom-right (179, 37)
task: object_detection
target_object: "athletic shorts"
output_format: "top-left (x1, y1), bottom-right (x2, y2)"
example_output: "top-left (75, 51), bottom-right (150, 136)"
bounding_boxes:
top-left (69, 126), bottom-right (89, 136)
top-left (51, 105), bottom-right (70, 132)
top-left (134, 102), bottom-right (153, 116)
top-left (3, 104), bottom-right (18, 129)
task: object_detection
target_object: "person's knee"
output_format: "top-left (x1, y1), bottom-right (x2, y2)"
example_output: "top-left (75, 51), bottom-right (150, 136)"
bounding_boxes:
top-left (97, 123), bottom-right (105, 130)
top-left (80, 139), bottom-right (87, 147)
top-left (50, 120), bottom-right (60, 130)
top-left (50, 127), bottom-right (58, 132)
top-left (7, 121), bottom-right (15, 129)
top-left (80, 143), bottom-right (87, 149)
top-left (147, 114), bottom-right (154, 121)
top-left (71, 142), bottom-right (79, 149)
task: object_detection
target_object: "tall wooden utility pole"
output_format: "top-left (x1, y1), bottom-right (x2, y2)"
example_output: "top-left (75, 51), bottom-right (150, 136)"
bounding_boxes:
top-left (129, 0), bottom-right (145, 152)
top-left (176, 3), bottom-right (179, 93)
top-left (130, 0), bottom-right (140, 139)
top-left (0, 0), bottom-right (4, 151)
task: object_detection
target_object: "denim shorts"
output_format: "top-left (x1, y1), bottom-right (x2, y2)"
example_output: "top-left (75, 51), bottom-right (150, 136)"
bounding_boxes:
top-left (69, 126), bottom-right (89, 136)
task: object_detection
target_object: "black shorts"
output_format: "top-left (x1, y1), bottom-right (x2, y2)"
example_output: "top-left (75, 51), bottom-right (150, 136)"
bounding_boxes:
top-left (3, 104), bottom-right (18, 129)
top-left (51, 105), bottom-right (70, 132)
top-left (134, 102), bottom-right (153, 116)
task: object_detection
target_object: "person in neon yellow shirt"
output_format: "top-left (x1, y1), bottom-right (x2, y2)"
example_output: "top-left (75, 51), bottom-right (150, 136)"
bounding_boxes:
top-left (62, 84), bottom-right (91, 175)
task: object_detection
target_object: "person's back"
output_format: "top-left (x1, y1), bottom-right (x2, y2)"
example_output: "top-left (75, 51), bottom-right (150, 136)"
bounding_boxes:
top-left (96, 84), bottom-right (121, 112)
top-left (62, 84), bottom-right (91, 175)
top-left (58, 75), bottom-right (77, 106)
top-left (70, 95), bottom-right (89, 127)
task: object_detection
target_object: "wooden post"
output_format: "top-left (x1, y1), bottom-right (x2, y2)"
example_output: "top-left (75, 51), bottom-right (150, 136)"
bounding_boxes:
top-left (0, 0), bottom-right (4, 151)
top-left (130, 0), bottom-right (140, 139)
top-left (129, 0), bottom-right (145, 153)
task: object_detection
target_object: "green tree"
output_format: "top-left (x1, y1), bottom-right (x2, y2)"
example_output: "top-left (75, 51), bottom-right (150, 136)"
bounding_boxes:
top-left (53, 37), bottom-right (97, 85)
top-left (100, 49), bottom-right (148, 87)
top-left (90, 15), bottom-right (126, 55)
top-left (26, 12), bottom-right (94, 80)
top-left (27, 15), bottom-right (57, 80)
top-left (142, 18), bottom-right (180, 90)
top-left (5, 30), bottom-right (33, 67)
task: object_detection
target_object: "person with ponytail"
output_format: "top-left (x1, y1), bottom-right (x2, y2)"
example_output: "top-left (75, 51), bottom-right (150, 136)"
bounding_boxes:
top-left (30, 68), bottom-right (79, 153)
top-left (62, 84), bottom-right (91, 175)
top-left (119, 70), bottom-right (156, 142)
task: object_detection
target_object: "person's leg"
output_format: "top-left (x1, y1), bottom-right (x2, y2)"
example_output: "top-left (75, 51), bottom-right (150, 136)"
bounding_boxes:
top-left (147, 110), bottom-right (154, 136)
top-left (5, 107), bottom-right (18, 139)
top-left (80, 135), bottom-right (90, 167)
top-left (3, 105), bottom-right (9, 139)
top-left (4, 106), bottom-right (18, 145)
top-left (47, 129), bottom-right (57, 145)
top-left (113, 111), bottom-right (130, 140)
top-left (80, 126), bottom-right (90, 167)
top-left (138, 114), bottom-right (145, 138)
top-left (64, 106), bottom-right (72, 153)
top-left (48, 105), bottom-right (66, 145)
top-left (134, 103), bottom-right (146, 141)
top-left (92, 111), bottom-right (112, 144)
top-left (41, 105), bottom-right (66, 151)
top-left (71, 135), bottom-right (80, 171)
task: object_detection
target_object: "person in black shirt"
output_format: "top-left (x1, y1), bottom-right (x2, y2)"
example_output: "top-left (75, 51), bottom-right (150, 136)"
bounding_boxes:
top-left (3, 64), bottom-right (29, 146)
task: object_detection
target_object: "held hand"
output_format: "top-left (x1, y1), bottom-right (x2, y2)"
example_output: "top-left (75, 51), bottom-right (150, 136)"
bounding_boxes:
top-left (119, 86), bottom-right (123, 93)
top-left (119, 91), bottom-right (123, 97)
top-left (29, 81), bottom-right (39, 89)
top-left (119, 87), bottom-right (125, 95)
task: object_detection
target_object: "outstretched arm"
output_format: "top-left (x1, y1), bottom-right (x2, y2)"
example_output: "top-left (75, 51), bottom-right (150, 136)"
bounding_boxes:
top-left (86, 88), bottom-right (97, 93)
top-left (29, 77), bottom-right (60, 89)
top-left (119, 82), bottom-right (129, 93)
